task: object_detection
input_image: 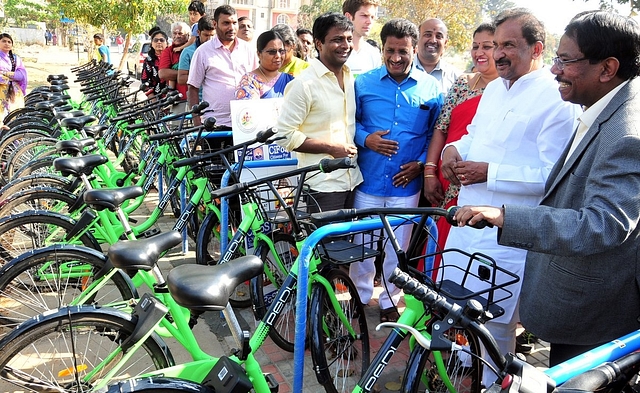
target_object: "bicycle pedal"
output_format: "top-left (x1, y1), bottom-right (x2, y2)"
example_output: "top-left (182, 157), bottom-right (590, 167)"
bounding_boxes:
top-left (139, 227), bottom-right (161, 238)
top-left (264, 373), bottom-right (279, 392)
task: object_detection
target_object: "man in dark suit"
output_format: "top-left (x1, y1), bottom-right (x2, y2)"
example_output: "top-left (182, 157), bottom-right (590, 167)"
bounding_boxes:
top-left (452, 11), bottom-right (640, 366)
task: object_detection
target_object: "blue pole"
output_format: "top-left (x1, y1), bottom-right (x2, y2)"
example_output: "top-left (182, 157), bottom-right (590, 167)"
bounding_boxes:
top-left (292, 215), bottom-right (420, 391)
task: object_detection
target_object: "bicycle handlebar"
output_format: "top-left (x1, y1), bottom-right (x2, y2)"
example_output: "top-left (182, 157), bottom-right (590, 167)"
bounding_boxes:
top-left (147, 118), bottom-right (218, 142)
top-left (172, 127), bottom-right (278, 169)
top-left (209, 157), bottom-right (354, 199)
top-left (310, 206), bottom-right (491, 229)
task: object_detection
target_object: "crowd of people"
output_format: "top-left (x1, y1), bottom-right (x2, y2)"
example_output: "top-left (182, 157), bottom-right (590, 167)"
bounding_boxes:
top-left (5, 0), bottom-right (637, 384)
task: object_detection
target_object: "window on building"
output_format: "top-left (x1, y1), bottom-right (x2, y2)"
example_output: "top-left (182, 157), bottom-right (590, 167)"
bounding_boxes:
top-left (276, 14), bottom-right (289, 24)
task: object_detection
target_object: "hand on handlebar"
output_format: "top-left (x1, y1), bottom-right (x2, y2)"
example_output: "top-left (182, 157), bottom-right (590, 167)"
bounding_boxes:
top-left (452, 205), bottom-right (504, 228)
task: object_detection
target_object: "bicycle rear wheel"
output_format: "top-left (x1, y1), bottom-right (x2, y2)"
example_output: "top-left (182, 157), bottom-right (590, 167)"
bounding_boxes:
top-left (401, 324), bottom-right (482, 393)
top-left (0, 307), bottom-right (172, 392)
top-left (310, 267), bottom-right (370, 393)
top-left (0, 245), bottom-right (136, 339)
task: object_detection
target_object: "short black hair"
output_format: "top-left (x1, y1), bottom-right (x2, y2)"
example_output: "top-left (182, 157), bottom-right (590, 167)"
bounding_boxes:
top-left (312, 12), bottom-right (353, 46)
top-left (214, 5), bottom-right (236, 21)
top-left (494, 8), bottom-right (545, 47)
top-left (380, 18), bottom-right (418, 47)
top-left (198, 14), bottom-right (215, 31)
top-left (256, 30), bottom-right (284, 52)
top-left (565, 11), bottom-right (640, 80)
top-left (474, 22), bottom-right (495, 36)
top-left (296, 28), bottom-right (312, 37)
top-left (188, 1), bottom-right (205, 15)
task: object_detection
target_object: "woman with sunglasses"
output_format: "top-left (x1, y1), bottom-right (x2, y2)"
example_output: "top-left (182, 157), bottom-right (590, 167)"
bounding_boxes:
top-left (141, 27), bottom-right (168, 98)
top-left (235, 31), bottom-right (294, 100)
top-left (0, 33), bottom-right (27, 121)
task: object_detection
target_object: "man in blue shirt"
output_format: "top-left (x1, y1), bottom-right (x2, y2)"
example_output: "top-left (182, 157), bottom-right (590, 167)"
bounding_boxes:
top-left (350, 18), bottom-right (443, 322)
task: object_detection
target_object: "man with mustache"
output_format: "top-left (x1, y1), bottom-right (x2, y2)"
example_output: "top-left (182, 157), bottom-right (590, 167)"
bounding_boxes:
top-left (159, 22), bottom-right (191, 99)
top-left (349, 18), bottom-right (443, 323)
top-left (415, 18), bottom-right (460, 95)
top-left (187, 5), bottom-right (258, 127)
top-left (451, 11), bottom-right (640, 368)
top-left (438, 8), bottom-right (580, 385)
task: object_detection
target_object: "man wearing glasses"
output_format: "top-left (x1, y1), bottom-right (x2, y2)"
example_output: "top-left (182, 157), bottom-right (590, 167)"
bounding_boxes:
top-left (188, 5), bottom-right (257, 127)
top-left (437, 8), bottom-right (580, 385)
top-left (453, 11), bottom-right (640, 369)
top-left (159, 22), bottom-right (191, 99)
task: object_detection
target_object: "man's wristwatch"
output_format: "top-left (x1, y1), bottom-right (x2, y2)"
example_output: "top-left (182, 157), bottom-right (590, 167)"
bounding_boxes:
top-left (416, 160), bottom-right (425, 170)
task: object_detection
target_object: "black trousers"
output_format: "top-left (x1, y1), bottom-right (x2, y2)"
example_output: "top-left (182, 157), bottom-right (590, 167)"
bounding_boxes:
top-left (549, 342), bottom-right (604, 367)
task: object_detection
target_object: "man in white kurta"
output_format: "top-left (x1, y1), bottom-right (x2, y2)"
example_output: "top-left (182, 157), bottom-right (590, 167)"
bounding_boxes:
top-left (440, 9), bottom-right (580, 385)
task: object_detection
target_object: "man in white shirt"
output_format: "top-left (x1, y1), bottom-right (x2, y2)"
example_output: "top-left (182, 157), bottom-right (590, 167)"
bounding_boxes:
top-left (187, 5), bottom-right (257, 127)
top-left (415, 18), bottom-right (460, 94)
top-left (451, 10), bottom-right (640, 369)
top-left (439, 8), bottom-right (580, 385)
top-left (342, 0), bottom-right (381, 77)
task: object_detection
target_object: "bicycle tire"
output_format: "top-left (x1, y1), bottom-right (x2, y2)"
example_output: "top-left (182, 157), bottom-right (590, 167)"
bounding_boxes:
top-left (0, 245), bottom-right (136, 339)
top-left (0, 173), bottom-right (74, 200)
top-left (0, 131), bottom-right (51, 184)
top-left (5, 137), bottom-right (58, 180)
top-left (253, 233), bottom-right (299, 352)
top-left (401, 325), bottom-right (483, 393)
top-left (0, 186), bottom-right (78, 216)
top-left (106, 377), bottom-right (215, 392)
top-left (11, 154), bottom-right (60, 182)
top-left (310, 267), bottom-right (370, 393)
top-left (195, 212), bottom-right (250, 308)
top-left (0, 306), bottom-right (172, 392)
top-left (0, 210), bottom-right (100, 265)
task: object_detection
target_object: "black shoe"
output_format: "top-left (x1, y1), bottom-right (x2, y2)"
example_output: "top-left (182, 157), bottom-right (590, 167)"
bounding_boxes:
top-left (516, 330), bottom-right (537, 354)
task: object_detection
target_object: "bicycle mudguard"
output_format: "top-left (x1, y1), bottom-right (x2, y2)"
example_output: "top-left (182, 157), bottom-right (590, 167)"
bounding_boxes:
top-left (105, 376), bottom-right (215, 393)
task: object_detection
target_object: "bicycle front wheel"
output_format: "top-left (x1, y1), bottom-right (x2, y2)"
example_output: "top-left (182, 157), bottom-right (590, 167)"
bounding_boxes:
top-left (401, 325), bottom-right (482, 393)
top-left (310, 267), bottom-right (369, 393)
top-left (0, 245), bottom-right (136, 339)
top-left (0, 306), bottom-right (172, 393)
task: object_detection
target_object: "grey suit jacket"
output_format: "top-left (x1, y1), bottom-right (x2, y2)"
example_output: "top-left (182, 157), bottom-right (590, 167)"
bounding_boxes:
top-left (498, 78), bottom-right (640, 345)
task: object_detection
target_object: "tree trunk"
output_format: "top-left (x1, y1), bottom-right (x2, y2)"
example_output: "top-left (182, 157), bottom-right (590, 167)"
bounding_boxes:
top-left (117, 32), bottom-right (132, 71)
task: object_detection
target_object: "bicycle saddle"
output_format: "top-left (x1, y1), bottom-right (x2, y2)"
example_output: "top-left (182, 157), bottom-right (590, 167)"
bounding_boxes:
top-left (55, 138), bottom-right (96, 155)
top-left (34, 98), bottom-right (67, 110)
top-left (55, 110), bottom-right (85, 120)
top-left (83, 185), bottom-right (144, 211)
top-left (48, 84), bottom-right (70, 92)
top-left (167, 256), bottom-right (264, 312)
top-left (47, 74), bottom-right (67, 81)
top-left (108, 231), bottom-right (182, 271)
top-left (83, 124), bottom-right (108, 138)
top-left (53, 154), bottom-right (107, 176)
top-left (60, 115), bottom-right (98, 130)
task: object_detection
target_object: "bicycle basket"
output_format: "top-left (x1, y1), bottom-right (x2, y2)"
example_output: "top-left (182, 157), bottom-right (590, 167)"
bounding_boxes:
top-left (413, 249), bottom-right (520, 320)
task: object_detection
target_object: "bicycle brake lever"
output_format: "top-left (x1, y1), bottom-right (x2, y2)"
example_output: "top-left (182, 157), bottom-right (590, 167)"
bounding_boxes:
top-left (376, 322), bottom-right (464, 352)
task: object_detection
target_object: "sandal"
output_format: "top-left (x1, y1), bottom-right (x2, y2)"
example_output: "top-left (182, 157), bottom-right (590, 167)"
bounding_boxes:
top-left (380, 307), bottom-right (400, 323)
